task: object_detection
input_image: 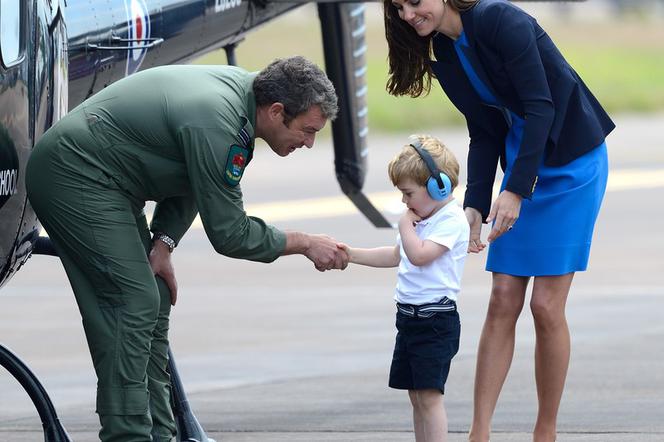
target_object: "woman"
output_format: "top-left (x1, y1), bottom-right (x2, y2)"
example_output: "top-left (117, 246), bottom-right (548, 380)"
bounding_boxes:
top-left (382, 0), bottom-right (614, 441)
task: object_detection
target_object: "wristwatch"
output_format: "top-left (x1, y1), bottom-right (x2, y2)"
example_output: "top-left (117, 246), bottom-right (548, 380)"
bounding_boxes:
top-left (153, 232), bottom-right (176, 253)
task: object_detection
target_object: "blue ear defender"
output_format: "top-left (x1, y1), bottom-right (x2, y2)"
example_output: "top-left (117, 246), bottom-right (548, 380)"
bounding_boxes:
top-left (409, 140), bottom-right (452, 201)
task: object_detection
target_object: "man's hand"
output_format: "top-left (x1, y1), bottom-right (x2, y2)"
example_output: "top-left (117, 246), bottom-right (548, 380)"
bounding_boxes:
top-left (304, 234), bottom-right (349, 271)
top-left (149, 240), bottom-right (178, 305)
top-left (465, 207), bottom-right (486, 253)
top-left (486, 190), bottom-right (522, 243)
top-left (284, 231), bottom-right (349, 271)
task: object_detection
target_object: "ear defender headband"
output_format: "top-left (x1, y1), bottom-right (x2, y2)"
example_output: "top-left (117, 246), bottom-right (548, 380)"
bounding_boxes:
top-left (409, 140), bottom-right (452, 201)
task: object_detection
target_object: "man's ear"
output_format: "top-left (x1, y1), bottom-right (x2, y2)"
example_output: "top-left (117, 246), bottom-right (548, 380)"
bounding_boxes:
top-left (268, 102), bottom-right (285, 121)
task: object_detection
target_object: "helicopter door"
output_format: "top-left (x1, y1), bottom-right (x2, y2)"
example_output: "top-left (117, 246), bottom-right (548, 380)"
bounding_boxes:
top-left (0, 0), bottom-right (31, 287)
top-left (0, 0), bottom-right (67, 288)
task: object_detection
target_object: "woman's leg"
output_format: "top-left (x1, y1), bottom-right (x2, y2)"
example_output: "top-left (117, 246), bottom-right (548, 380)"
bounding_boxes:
top-left (530, 273), bottom-right (574, 442)
top-left (469, 273), bottom-right (529, 442)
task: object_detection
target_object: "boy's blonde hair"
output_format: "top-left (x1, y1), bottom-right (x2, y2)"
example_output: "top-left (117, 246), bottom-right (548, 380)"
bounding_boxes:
top-left (388, 135), bottom-right (460, 190)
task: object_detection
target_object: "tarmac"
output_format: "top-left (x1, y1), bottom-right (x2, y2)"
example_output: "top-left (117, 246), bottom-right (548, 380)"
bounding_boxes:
top-left (1, 113), bottom-right (663, 441)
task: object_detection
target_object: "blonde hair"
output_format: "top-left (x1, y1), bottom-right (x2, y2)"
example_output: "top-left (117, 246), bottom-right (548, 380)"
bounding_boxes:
top-left (388, 135), bottom-right (460, 190)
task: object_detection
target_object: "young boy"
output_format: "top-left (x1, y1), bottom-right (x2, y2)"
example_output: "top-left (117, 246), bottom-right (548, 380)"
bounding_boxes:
top-left (340, 135), bottom-right (469, 442)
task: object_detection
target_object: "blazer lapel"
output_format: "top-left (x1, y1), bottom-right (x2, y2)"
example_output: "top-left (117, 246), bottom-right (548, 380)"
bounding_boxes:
top-left (430, 36), bottom-right (481, 118)
top-left (458, 3), bottom-right (503, 104)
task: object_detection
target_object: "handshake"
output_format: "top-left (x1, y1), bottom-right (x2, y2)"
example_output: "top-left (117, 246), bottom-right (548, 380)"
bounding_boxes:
top-left (301, 233), bottom-right (350, 272)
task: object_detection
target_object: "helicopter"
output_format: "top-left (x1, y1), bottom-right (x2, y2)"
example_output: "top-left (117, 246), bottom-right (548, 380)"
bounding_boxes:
top-left (0, 0), bottom-right (576, 440)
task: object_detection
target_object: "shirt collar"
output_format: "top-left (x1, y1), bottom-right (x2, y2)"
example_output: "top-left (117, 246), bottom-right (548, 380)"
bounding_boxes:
top-left (416, 198), bottom-right (456, 227)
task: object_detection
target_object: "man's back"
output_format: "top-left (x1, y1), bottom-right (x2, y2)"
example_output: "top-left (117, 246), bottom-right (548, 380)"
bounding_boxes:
top-left (55, 65), bottom-right (256, 203)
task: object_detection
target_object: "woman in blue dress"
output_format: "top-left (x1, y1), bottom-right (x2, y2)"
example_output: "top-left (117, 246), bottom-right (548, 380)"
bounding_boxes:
top-left (382, 0), bottom-right (615, 441)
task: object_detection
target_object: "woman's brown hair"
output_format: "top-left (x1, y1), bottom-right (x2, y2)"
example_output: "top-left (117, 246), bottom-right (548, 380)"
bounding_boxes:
top-left (383, 0), bottom-right (477, 97)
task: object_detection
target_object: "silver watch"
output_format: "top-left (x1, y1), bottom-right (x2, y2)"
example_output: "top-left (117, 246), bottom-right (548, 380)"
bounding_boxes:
top-left (153, 232), bottom-right (176, 253)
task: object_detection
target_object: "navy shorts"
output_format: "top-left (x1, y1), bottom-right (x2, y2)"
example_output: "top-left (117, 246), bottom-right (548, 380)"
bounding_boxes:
top-left (388, 308), bottom-right (460, 393)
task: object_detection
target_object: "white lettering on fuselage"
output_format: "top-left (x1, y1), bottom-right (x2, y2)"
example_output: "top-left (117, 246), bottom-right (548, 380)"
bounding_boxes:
top-left (0, 169), bottom-right (18, 196)
top-left (215, 0), bottom-right (242, 13)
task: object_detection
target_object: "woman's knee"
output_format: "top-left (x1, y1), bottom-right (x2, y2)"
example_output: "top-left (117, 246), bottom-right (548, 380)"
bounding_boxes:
top-left (530, 295), bottom-right (566, 329)
top-left (487, 277), bottom-right (526, 320)
top-left (530, 275), bottom-right (573, 328)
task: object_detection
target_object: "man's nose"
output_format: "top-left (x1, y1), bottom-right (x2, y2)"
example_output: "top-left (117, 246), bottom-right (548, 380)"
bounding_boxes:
top-left (304, 133), bottom-right (316, 148)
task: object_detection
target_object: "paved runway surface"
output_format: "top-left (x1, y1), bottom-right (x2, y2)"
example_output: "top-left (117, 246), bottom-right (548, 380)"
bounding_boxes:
top-left (1, 113), bottom-right (663, 441)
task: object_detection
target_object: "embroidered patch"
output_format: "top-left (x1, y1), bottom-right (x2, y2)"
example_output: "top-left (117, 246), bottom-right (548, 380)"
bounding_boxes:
top-left (224, 144), bottom-right (249, 187)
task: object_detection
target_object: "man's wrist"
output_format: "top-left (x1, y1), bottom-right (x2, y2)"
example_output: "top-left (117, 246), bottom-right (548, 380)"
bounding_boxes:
top-left (284, 231), bottom-right (311, 256)
top-left (153, 232), bottom-right (176, 253)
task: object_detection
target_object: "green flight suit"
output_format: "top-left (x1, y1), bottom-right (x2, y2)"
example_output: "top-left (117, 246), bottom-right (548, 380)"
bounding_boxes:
top-left (25, 65), bottom-right (286, 442)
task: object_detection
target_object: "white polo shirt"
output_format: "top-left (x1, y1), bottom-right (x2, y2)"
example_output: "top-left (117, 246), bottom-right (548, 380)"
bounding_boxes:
top-left (394, 200), bottom-right (470, 305)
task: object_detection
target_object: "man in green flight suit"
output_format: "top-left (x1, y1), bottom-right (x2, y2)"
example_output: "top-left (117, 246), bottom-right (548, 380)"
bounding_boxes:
top-left (26, 56), bottom-right (346, 442)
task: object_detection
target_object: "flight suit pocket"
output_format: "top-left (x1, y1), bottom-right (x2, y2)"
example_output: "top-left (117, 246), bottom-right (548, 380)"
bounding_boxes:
top-left (96, 387), bottom-right (149, 415)
top-left (84, 110), bottom-right (114, 150)
top-left (88, 254), bottom-right (126, 307)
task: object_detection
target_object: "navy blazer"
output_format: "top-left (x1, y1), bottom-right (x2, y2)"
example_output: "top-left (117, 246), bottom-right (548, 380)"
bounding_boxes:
top-left (429, 0), bottom-right (615, 220)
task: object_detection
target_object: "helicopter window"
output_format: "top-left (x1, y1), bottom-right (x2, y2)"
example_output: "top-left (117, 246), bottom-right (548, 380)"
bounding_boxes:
top-left (0, 0), bottom-right (23, 67)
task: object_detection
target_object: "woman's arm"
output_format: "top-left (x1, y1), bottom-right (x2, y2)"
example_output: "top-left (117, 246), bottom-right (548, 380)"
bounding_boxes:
top-left (481, 2), bottom-right (555, 198)
top-left (464, 111), bottom-right (506, 222)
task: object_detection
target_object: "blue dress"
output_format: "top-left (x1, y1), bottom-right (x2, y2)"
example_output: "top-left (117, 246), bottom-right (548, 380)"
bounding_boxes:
top-left (454, 32), bottom-right (608, 276)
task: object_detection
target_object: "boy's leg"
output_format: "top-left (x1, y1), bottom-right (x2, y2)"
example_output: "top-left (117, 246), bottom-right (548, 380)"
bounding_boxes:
top-left (409, 390), bottom-right (425, 442)
top-left (415, 389), bottom-right (447, 442)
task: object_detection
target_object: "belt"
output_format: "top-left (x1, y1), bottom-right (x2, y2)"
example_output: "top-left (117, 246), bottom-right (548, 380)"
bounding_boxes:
top-left (396, 297), bottom-right (456, 318)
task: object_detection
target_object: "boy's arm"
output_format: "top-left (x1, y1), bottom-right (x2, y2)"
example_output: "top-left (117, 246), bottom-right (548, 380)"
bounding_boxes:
top-left (339, 244), bottom-right (400, 268)
top-left (399, 211), bottom-right (448, 267)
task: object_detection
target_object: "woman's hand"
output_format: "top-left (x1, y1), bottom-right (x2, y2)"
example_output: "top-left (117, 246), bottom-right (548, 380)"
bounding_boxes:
top-left (465, 207), bottom-right (486, 253)
top-left (487, 190), bottom-right (522, 243)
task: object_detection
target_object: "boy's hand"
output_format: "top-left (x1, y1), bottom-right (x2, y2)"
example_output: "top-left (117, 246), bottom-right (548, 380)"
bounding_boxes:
top-left (337, 243), bottom-right (353, 262)
top-left (399, 209), bottom-right (421, 228)
top-left (465, 207), bottom-right (486, 253)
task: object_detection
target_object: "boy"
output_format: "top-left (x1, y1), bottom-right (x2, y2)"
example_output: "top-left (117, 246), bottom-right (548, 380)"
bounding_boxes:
top-left (340, 135), bottom-right (469, 442)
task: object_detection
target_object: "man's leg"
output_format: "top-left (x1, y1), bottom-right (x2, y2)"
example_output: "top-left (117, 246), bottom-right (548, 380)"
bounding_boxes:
top-left (147, 277), bottom-right (176, 441)
top-left (136, 213), bottom-right (177, 441)
top-left (31, 175), bottom-right (160, 441)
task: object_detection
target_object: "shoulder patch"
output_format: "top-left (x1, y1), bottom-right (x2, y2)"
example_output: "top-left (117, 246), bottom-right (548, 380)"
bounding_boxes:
top-left (224, 144), bottom-right (249, 187)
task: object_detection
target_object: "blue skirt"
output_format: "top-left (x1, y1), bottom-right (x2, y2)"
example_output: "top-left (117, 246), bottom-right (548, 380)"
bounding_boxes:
top-left (487, 115), bottom-right (608, 276)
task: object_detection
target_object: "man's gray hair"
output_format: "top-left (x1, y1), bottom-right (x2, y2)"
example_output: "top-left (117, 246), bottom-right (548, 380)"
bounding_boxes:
top-left (253, 56), bottom-right (338, 122)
